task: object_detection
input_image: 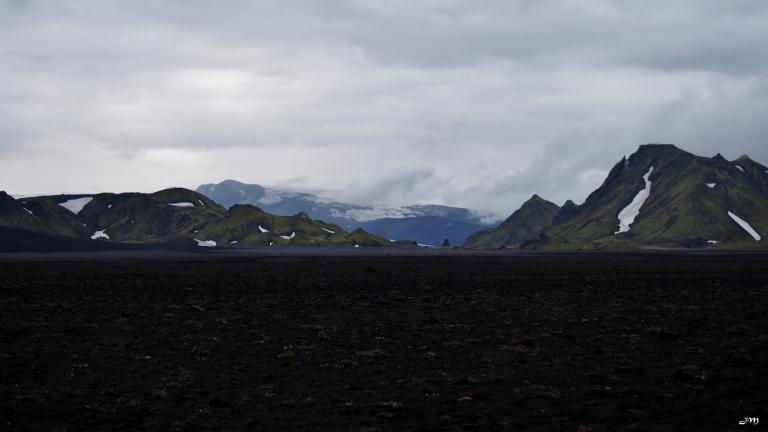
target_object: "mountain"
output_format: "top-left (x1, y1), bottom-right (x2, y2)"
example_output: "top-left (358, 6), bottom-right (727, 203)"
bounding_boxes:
top-left (469, 144), bottom-right (768, 250)
top-left (358, 216), bottom-right (484, 247)
top-left (463, 195), bottom-right (560, 249)
top-left (0, 188), bottom-right (395, 248)
top-left (194, 205), bottom-right (395, 247)
top-left (196, 179), bottom-right (495, 245)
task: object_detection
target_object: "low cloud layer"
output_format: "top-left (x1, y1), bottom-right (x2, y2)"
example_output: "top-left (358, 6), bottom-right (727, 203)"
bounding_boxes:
top-left (2, 0), bottom-right (768, 217)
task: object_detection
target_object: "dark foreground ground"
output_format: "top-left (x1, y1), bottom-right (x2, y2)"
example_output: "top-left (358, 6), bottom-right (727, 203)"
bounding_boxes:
top-left (1, 252), bottom-right (766, 431)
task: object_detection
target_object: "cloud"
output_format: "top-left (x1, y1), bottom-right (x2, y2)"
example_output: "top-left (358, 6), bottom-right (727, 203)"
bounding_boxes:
top-left (1, 0), bottom-right (768, 218)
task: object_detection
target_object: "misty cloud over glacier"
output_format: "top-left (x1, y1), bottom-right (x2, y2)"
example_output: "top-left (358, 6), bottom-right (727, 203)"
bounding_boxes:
top-left (2, 0), bottom-right (768, 217)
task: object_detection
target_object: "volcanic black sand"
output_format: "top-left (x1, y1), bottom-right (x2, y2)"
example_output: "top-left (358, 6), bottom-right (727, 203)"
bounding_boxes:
top-left (1, 251), bottom-right (766, 431)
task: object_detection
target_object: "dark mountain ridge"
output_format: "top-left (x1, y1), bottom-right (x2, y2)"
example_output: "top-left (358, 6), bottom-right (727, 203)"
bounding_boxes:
top-left (196, 179), bottom-right (495, 245)
top-left (0, 188), bottom-right (396, 248)
top-left (467, 144), bottom-right (768, 249)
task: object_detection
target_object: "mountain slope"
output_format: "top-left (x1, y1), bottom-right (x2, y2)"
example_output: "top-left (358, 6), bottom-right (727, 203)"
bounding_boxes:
top-left (531, 144), bottom-right (768, 249)
top-left (464, 195), bottom-right (560, 249)
top-left (194, 205), bottom-right (392, 246)
top-left (0, 188), bottom-right (397, 248)
top-left (196, 179), bottom-right (493, 244)
top-left (19, 189), bottom-right (227, 243)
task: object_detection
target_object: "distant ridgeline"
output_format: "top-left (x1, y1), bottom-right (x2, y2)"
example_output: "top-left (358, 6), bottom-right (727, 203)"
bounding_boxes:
top-left (465, 144), bottom-right (768, 249)
top-left (3, 144), bottom-right (767, 250)
top-left (195, 180), bottom-right (495, 247)
top-left (0, 188), bottom-right (406, 248)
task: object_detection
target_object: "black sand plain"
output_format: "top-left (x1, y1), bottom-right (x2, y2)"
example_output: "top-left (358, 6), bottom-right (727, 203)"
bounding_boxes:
top-left (1, 248), bottom-right (766, 431)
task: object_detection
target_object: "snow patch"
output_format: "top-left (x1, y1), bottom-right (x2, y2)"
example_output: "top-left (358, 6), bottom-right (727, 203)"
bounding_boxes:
top-left (258, 225), bottom-right (270, 233)
top-left (354, 244), bottom-right (360, 248)
top-left (59, 197), bottom-right (93, 214)
top-left (198, 199), bottom-right (205, 207)
top-left (707, 240), bottom-right (718, 244)
top-left (280, 232), bottom-right (296, 240)
top-left (615, 167), bottom-right (654, 234)
top-left (23, 208), bottom-right (34, 216)
top-left (269, 242), bottom-right (274, 247)
top-left (706, 183), bottom-right (716, 188)
top-left (90, 230), bottom-right (110, 240)
top-left (735, 165), bottom-right (745, 173)
top-left (321, 227), bottom-right (335, 234)
top-left (194, 239), bottom-right (217, 247)
top-left (169, 202), bottom-right (194, 207)
top-left (230, 240), bottom-right (238, 244)
top-left (417, 243), bottom-right (436, 248)
top-left (727, 211), bottom-right (762, 241)
top-left (107, 204), bottom-right (112, 209)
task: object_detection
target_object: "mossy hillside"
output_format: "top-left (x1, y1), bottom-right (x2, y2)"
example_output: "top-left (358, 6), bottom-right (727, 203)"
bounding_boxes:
top-left (20, 193), bottom-right (99, 237)
top-left (494, 144), bottom-right (768, 250)
top-left (194, 205), bottom-right (391, 246)
top-left (0, 192), bottom-right (58, 234)
top-left (148, 188), bottom-right (226, 212)
top-left (72, 190), bottom-right (226, 242)
top-left (564, 146), bottom-right (765, 247)
top-left (8, 189), bottom-right (227, 242)
top-left (463, 195), bottom-right (559, 249)
top-left (342, 227), bottom-right (393, 247)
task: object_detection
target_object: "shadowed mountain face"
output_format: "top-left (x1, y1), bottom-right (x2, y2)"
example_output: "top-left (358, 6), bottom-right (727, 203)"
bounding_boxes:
top-left (5, 144), bottom-right (768, 250)
top-left (467, 144), bottom-right (768, 250)
top-left (463, 195), bottom-right (560, 249)
top-left (196, 180), bottom-right (494, 245)
top-left (0, 188), bottom-right (394, 248)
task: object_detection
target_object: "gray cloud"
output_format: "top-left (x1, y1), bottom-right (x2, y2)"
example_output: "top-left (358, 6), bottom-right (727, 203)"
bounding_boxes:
top-left (1, 0), bottom-right (768, 217)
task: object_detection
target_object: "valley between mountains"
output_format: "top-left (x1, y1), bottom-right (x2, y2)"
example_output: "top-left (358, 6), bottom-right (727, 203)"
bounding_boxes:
top-left (1, 144), bottom-right (767, 250)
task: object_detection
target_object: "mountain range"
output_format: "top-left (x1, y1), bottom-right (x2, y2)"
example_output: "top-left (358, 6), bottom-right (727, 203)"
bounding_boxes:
top-left (0, 188), bottom-right (399, 249)
top-left (196, 180), bottom-right (494, 246)
top-left (466, 144), bottom-right (768, 249)
top-left (2, 144), bottom-right (767, 251)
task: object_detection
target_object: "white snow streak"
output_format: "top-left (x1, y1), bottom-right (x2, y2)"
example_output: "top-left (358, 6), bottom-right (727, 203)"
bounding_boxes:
top-left (258, 225), bottom-right (269, 233)
top-left (707, 240), bottom-right (718, 244)
top-left (321, 227), bottom-right (336, 234)
top-left (169, 202), bottom-right (194, 207)
top-left (90, 230), bottom-right (110, 240)
top-left (194, 239), bottom-right (217, 247)
top-left (615, 167), bottom-right (654, 234)
top-left (23, 208), bottom-right (34, 216)
top-left (280, 232), bottom-right (296, 240)
top-left (735, 165), bottom-right (745, 173)
top-left (59, 197), bottom-right (93, 214)
top-left (727, 211), bottom-right (762, 241)
top-left (706, 183), bottom-right (716, 188)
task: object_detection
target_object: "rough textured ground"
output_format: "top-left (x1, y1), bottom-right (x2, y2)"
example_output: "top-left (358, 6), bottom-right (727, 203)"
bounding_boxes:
top-left (1, 253), bottom-right (766, 431)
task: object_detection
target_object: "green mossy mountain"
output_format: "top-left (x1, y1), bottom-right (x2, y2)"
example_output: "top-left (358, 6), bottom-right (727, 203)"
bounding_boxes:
top-left (469, 144), bottom-right (768, 250)
top-left (195, 205), bottom-right (392, 246)
top-left (464, 194), bottom-right (560, 249)
top-left (0, 188), bottom-right (394, 247)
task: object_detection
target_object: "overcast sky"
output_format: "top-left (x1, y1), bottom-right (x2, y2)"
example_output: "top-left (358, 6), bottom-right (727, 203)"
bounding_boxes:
top-left (2, 0), bottom-right (768, 217)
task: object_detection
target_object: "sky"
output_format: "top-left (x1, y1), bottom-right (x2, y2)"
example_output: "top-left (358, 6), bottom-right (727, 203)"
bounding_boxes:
top-left (2, 0), bottom-right (768, 218)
